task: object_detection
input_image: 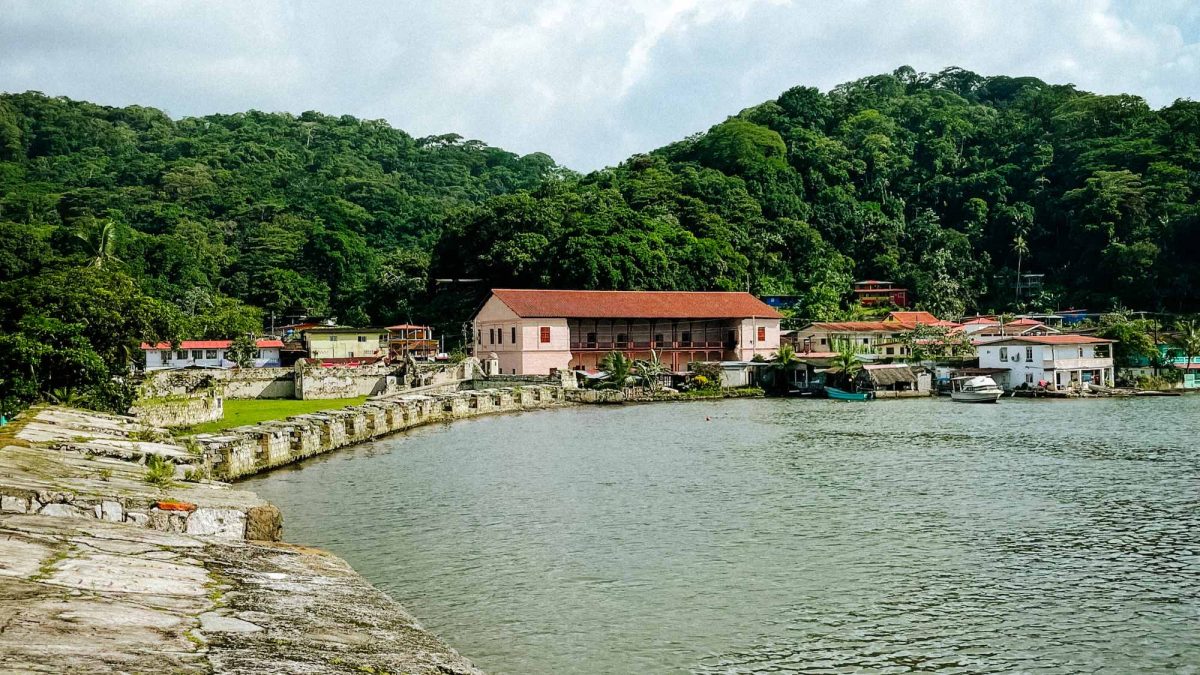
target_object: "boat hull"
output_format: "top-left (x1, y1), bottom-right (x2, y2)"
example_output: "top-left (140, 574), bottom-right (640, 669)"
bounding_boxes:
top-left (950, 390), bottom-right (1003, 403)
top-left (824, 386), bottom-right (872, 401)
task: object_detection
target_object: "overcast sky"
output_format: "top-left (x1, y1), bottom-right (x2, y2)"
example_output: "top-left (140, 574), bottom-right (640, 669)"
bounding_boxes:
top-left (2, 0), bottom-right (1198, 171)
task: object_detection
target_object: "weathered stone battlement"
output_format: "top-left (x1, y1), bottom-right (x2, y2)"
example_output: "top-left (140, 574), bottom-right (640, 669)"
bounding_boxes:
top-left (193, 385), bottom-right (567, 480)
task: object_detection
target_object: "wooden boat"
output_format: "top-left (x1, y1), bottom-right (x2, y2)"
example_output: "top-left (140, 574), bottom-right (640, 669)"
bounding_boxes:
top-left (950, 376), bottom-right (1004, 403)
top-left (824, 386), bottom-right (872, 401)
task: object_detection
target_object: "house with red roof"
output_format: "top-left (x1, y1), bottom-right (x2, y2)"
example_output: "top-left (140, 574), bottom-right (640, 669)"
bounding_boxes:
top-left (974, 334), bottom-right (1114, 390)
top-left (471, 289), bottom-right (783, 374)
top-left (794, 310), bottom-right (960, 358)
top-left (140, 339), bottom-right (284, 370)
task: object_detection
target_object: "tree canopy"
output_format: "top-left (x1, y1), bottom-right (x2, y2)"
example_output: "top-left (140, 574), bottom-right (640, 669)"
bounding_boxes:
top-left (2, 66), bottom-right (1199, 412)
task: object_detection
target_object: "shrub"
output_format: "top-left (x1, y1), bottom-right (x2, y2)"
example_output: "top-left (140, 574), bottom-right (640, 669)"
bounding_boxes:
top-left (143, 454), bottom-right (177, 488)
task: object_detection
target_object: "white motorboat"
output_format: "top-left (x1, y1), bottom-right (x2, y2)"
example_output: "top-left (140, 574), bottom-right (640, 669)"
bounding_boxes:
top-left (950, 375), bottom-right (1004, 403)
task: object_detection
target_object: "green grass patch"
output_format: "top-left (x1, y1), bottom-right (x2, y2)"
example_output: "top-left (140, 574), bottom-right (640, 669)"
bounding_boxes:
top-left (180, 397), bottom-right (368, 434)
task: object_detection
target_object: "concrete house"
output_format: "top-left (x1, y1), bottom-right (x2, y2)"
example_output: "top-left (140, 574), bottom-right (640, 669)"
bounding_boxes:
top-left (471, 289), bottom-right (783, 375)
top-left (303, 327), bottom-right (388, 361)
top-left (141, 339), bottom-right (284, 370)
top-left (795, 311), bottom-right (959, 358)
top-left (974, 335), bottom-right (1115, 390)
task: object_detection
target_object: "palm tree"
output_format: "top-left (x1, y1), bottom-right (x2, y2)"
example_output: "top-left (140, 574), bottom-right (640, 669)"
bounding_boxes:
top-left (75, 220), bottom-right (120, 269)
top-left (829, 338), bottom-right (863, 390)
top-left (1012, 229), bottom-right (1029, 303)
top-left (1170, 320), bottom-right (1200, 386)
top-left (598, 351), bottom-right (634, 390)
top-left (768, 343), bottom-right (798, 393)
top-left (634, 350), bottom-right (667, 392)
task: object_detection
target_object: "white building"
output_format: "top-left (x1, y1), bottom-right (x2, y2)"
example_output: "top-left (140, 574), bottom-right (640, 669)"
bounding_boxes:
top-left (975, 335), bottom-right (1114, 390)
top-left (140, 339), bottom-right (284, 370)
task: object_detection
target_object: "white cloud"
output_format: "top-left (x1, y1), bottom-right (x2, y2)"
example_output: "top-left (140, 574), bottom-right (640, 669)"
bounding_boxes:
top-left (0, 0), bottom-right (1196, 170)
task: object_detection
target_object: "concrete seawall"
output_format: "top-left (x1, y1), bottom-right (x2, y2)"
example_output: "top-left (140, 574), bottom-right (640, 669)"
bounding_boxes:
top-left (193, 385), bottom-right (569, 481)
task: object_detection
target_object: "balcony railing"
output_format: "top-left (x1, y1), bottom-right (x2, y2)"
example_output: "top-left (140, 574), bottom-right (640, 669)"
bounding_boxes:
top-left (570, 340), bottom-right (736, 351)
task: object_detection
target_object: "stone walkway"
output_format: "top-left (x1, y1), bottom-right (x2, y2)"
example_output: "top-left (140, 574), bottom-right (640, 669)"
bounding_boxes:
top-left (0, 514), bottom-right (483, 674)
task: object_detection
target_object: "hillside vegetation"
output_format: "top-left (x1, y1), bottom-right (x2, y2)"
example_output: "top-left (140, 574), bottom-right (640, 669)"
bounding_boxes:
top-left (1, 66), bottom-right (1198, 413)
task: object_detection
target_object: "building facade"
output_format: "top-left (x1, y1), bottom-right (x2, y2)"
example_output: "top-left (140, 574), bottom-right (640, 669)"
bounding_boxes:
top-left (141, 339), bottom-right (283, 370)
top-left (303, 327), bottom-right (388, 360)
top-left (471, 289), bottom-right (783, 375)
top-left (795, 311), bottom-right (958, 357)
top-left (974, 335), bottom-right (1115, 390)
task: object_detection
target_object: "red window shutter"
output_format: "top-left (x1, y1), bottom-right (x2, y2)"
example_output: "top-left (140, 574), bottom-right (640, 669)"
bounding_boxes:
top-left (757, 326), bottom-right (766, 342)
top-left (540, 326), bottom-right (551, 343)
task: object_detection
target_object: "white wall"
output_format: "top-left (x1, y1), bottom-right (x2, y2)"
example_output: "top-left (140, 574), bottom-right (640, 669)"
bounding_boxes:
top-left (144, 347), bottom-right (282, 370)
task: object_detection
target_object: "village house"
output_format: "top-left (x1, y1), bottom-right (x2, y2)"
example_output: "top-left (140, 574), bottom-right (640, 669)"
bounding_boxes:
top-left (471, 289), bottom-right (782, 375)
top-left (795, 310), bottom-right (959, 358)
top-left (140, 339), bottom-right (283, 370)
top-left (303, 327), bottom-right (388, 362)
top-left (386, 324), bottom-right (440, 361)
top-left (1128, 341), bottom-right (1200, 389)
top-left (852, 280), bottom-right (909, 307)
top-left (974, 335), bottom-right (1114, 390)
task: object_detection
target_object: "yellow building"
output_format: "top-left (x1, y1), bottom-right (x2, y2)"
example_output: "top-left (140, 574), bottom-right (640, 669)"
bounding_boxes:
top-left (303, 327), bottom-right (388, 361)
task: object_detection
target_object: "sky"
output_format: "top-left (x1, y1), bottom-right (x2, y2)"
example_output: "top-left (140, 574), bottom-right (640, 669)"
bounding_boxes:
top-left (1, 0), bottom-right (1198, 171)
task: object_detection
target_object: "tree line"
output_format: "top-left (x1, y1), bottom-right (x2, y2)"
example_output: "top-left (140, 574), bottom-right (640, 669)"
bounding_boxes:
top-left (1, 66), bottom-right (1197, 413)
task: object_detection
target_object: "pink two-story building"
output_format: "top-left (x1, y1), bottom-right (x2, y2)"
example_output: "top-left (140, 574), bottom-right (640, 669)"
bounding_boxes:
top-left (472, 289), bottom-right (783, 375)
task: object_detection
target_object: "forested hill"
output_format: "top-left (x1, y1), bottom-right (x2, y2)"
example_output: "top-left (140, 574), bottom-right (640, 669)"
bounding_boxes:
top-left (0, 92), bottom-right (559, 327)
top-left (438, 66), bottom-right (1199, 320)
top-left (1, 66), bottom-right (1198, 413)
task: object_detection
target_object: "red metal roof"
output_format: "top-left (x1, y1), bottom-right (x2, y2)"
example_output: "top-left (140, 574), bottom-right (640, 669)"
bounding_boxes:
top-left (386, 324), bottom-right (431, 331)
top-left (808, 312), bottom-right (960, 333)
top-left (141, 339), bottom-right (283, 350)
top-left (974, 335), bottom-right (1113, 346)
top-left (488, 289), bottom-right (782, 319)
top-left (886, 311), bottom-right (940, 325)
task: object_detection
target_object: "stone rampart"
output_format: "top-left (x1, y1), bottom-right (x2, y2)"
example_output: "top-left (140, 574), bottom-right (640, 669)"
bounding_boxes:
top-left (294, 361), bottom-right (401, 399)
top-left (130, 388), bottom-right (224, 428)
top-left (140, 368), bottom-right (296, 400)
top-left (194, 385), bottom-right (568, 480)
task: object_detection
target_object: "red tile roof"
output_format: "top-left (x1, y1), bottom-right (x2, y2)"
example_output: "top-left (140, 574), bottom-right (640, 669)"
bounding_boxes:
top-left (488, 289), bottom-right (782, 319)
top-left (974, 335), bottom-right (1113, 346)
top-left (141, 339), bottom-right (284, 350)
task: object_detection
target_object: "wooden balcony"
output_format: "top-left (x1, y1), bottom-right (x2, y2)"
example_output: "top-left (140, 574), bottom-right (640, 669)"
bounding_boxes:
top-left (569, 340), bottom-right (736, 351)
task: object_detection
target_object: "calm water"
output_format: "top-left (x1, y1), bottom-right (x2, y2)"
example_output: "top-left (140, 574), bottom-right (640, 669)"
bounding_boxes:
top-left (243, 397), bottom-right (1200, 674)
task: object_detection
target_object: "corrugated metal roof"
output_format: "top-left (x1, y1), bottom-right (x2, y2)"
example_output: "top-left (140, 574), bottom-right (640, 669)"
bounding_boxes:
top-left (973, 335), bottom-right (1114, 346)
top-left (488, 289), bottom-right (782, 319)
top-left (141, 339), bottom-right (284, 350)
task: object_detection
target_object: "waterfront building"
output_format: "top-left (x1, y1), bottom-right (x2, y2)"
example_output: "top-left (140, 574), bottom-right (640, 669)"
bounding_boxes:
top-left (795, 310), bottom-right (959, 357)
top-left (140, 339), bottom-right (283, 370)
top-left (303, 327), bottom-right (388, 361)
top-left (1128, 341), bottom-right (1200, 388)
top-left (471, 289), bottom-right (782, 374)
top-left (974, 335), bottom-right (1115, 390)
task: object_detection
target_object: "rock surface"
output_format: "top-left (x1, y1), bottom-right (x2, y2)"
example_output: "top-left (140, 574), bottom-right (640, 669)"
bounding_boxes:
top-left (0, 514), bottom-right (484, 674)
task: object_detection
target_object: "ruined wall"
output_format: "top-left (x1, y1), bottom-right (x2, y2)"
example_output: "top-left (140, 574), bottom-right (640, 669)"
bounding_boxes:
top-left (460, 369), bottom-right (576, 390)
top-left (141, 368), bottom-right (295, 400)
top-left (194, 385), bottom-right (569, 480)
top-left (294, 362), bottom-right (402, 400)
top-left (129, 389), bottom-right (224, 428)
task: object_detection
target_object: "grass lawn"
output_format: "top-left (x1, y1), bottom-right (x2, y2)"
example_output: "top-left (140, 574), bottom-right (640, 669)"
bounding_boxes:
top-left (181, 396), bottom-right (368, 434)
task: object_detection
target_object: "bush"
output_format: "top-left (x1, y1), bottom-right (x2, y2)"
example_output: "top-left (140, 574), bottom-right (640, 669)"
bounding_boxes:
top-left (143, 454), bottom-right (177, 488)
